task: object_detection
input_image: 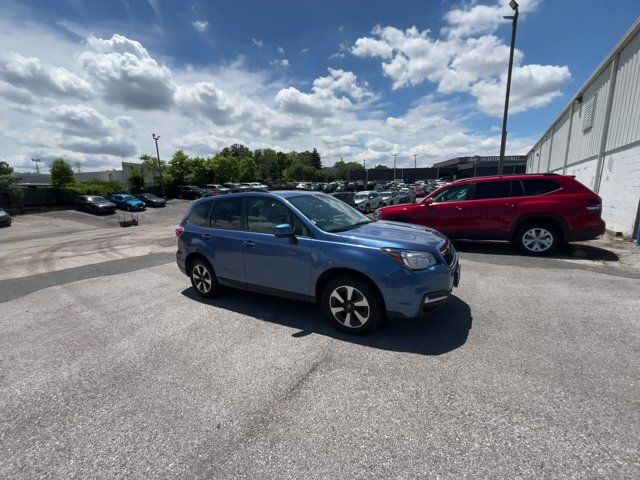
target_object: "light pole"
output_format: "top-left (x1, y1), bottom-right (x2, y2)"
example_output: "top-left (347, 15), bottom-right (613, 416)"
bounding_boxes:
top-left (31, 158), bottom-right (41, 174)
top-left (152, 133), bottom-right (165, 198)
top-left (413, 154), bottom-right (417, 169)
top-left (498, 0), bottom-right (519, 175)
top-left (363, 160), bottom-right (368, 183)
top-left (392, 153), bottom-right (399, 182)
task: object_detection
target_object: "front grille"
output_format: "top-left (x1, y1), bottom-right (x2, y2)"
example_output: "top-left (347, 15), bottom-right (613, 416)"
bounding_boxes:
top-left (439, 241), bottom-right (455, 266)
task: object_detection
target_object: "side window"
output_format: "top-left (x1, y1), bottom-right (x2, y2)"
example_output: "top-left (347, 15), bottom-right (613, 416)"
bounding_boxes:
top-left (211, 198), bottom-right (242, 230)
top-left (510, 181), bottom-right (524, 197)
top-left (246, 198), bottom-right (310, 237)
top-left (472, 181), bottom-right (512, 200)
top-left (433, 185), bottom-right (472, 203)
top-left (523, 179), bottom-right (561, 196)
top-left (188, 202), bottom-right (212, 227)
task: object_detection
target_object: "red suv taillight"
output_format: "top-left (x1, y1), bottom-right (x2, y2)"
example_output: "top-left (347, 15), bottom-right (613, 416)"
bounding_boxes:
top-left (585, 197), bottom-right (602, 211)
top-left (175, 226), bottom-right (184, 238)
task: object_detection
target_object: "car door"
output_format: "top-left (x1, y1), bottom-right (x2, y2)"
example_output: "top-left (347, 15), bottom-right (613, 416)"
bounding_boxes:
top-left (415, 184), bottom-right (474, 235)
top-left (242, 197), bottom-right (311, 298)
top-left (462, 180), bottom-right (522, 238)
top-left (206, 197), bottom-right (246, 285)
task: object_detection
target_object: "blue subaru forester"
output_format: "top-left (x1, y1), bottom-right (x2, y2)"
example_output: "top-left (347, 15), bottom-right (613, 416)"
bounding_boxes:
top-left (176, 191), bottom-right (460, 334)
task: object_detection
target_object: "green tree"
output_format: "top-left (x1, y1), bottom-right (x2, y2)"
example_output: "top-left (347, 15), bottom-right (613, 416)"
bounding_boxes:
top-left (128, 166), bottom-right (145, 189)
top-left (221, 144), bottom-right (252, 158)
top-left (50, 158), bottom-right (75, 187)
top-left (309, 148), bottom-right (322, 169)
top-left (166, 150), bottom-right (192, 186)
top-left (0, 161), bottom-right (15, 191)
top-left (333, 160), bottom-right (364, 180)
top-left (283, 160), bottom-right (316, 181)
top-left (190, 156), bottom-right (209, 186)
top-left (140, 153), bottom-right (164, 187)
top-left (237, 157), bottom-right (257, 182)
top-left (208, 155), bottom-right (239, 183)
top-left (374, 164), bottom-right (389, 169)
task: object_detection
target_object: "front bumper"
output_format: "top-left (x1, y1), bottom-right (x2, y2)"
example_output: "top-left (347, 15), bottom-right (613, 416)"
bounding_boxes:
top-left (384, 249), bottom-right (460, 320)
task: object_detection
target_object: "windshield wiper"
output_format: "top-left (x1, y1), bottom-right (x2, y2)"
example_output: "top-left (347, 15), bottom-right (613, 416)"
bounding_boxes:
top-left (329, 220), bottom-right (373, 233)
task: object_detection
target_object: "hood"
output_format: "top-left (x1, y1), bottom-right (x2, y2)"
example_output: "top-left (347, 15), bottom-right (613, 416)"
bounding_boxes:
top-left (338, 221), bottom-right (446, 252)
top-left (0, 210), bottom-right (8, 217)
top-left (127, 199), bottom-right (144, 205)
top-left (95, 201), bottom-right (115, 207)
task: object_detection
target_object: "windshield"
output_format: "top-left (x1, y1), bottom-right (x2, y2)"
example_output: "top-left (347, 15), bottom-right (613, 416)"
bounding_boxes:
top-left (89, 196), bottom-right (108, 202)
top-left (288, 194), bottom-right (372, 233)
top-left (381, 193), bottom-right (391, 198)
top-left (354, 194), bottom-right (367, 201)
top-left (122, 195), bottom-right (135, 201)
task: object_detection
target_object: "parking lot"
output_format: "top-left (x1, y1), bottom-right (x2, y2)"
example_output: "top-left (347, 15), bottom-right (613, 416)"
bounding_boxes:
top-left (1, 204), bottom-right (639, 479)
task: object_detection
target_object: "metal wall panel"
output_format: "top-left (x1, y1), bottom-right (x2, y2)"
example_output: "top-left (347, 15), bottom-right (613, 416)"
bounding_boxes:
top-left (549, 110), bottom-right (571, 171)
top-left (539, 136), bottom-right (552, 172)
top-left (567, 63), bottom-right (613, 165)
top-left (607, 30), bottom-right (640, 150)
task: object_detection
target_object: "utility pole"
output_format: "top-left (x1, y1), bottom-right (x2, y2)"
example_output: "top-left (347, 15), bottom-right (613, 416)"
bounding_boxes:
top-left (31, 158), bottom-right (41, 174)
top-left (75, 161), bottom-right (82, 173)
top-left (152, 133), bottom-right (165, 198)
top-left (363, 160), bottom-right (368, 183)
top-left (498, 0), bottom-right (519, 175)
top-left (413, 154), bottom-right (417, 169)
top-left (392, 153), bottom-right (399, 181)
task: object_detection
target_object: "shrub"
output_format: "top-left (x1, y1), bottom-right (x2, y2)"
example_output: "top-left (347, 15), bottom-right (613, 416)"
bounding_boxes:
top-left (63, 180), bottom-right (123, 198)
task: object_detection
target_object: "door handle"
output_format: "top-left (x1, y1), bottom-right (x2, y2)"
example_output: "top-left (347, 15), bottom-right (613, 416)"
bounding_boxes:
top-left (455, 206), bottom-right (463, 211)
top-left (202, 234), bottom-right (212, 240)
top-left (243, 240), bottom-right (256, 248)
top-left (505, 203), bottom-right (516, 208)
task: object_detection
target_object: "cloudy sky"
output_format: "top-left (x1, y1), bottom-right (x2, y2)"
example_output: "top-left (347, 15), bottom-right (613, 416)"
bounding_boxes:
top-left (0, 0), bottom-right (637, 172)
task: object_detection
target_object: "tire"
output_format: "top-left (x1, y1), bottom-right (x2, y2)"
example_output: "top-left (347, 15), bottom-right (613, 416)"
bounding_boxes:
top-left (321, 276), bottom-right (385, 335)
top-left (365, 204), bottom-right (371, 214)
top-left (515, 223), bottom-right (559, 256)
top-left (189, 258), bottom-right (219, 298)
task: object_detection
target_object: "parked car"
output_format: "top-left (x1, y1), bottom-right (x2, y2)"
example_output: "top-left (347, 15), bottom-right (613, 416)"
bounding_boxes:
top-left (380, 191), bottom-right (402, 206)
top-left (0, 208), bottom-right (11, 226)
top-left (109, 194), bottom-right (146, 211)
top-left (135, 193), bottom-right (167, 207)
top-left (377, 174), bottom-right (605, 255)
top-left (331, 191), bottom-right (357, 208)
top-left (176, 186), bottom-right (205, 199)
top-left (176, 191), bottom-right (460, 334)
top-left (203, 184), bottom-right (231, 196)
top-left (76, 195), bottom-right (117, 215)
top-left (353, 191), bottom-right (383, 213)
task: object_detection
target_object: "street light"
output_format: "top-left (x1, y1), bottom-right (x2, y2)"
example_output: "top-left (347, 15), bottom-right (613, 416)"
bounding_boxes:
top-left (497, 0), bottom-right (519, 175)
top-left (152, 133), bottom-right (166, 198)
top-left (363, 160), bottom-right (368, 183)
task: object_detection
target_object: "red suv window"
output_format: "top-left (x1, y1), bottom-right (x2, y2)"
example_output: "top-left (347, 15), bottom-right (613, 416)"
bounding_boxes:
top-left (472, 181), bottom-right (512, 199)
top-left (523, 179), bottom-right (561, 196)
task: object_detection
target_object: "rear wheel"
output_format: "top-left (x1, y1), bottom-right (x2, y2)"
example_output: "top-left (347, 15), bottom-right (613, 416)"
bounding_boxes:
top-left (190, 258), bottom-right (218, 298)
top-left (322, 276), bottom-right (384, 334)
top-left (516, 224), bottom-right (559, 256)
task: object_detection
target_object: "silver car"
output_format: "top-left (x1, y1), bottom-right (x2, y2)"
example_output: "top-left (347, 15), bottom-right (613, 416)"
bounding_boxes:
top-left (353, 191), bottom-right (383, 213)
top-left (0, 209), bottom-right (11, 226)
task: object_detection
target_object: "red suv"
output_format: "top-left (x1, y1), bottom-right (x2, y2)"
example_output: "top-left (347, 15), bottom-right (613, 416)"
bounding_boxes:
top-left (377, 174), bottom-right (605, 255)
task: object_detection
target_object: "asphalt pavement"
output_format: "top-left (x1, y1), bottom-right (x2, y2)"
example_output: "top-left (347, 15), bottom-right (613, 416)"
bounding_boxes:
top-left (1, 223), bottom-right (638, 478)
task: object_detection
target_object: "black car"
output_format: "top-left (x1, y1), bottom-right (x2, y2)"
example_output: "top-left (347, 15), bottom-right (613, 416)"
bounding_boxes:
top-left (175, 186), bottom-right (204, 199)
top-left (0, 208), bottom-right (11, 226)
top-left (76, 195), bottom-right (117, 215)
top-left (135, 193), bottom-right (167, 207)
top-left (331, 192), bottom-right (357, 208)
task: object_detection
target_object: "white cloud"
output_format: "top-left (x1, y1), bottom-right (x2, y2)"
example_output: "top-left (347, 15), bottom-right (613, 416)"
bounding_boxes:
top-left (252, 38), bottom-right (263, 48)
top-left (277, 46), bottom-right (285, 55)
top-left (270, 58), bottom-right (290, 68)
top-left (0, 53), bottom-right (94, 99)
top-left (472, 64), bottom-right (572, 115)
top-left (191, 20), bottom-right (209, 32)
top-left (80, 34), bottom-right (175, 110)
top-left (350, 1), bottom-right (569, 117)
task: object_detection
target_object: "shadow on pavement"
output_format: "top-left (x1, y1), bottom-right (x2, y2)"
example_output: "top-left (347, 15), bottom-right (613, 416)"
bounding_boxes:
top-left (452, 239), bottom-right (619, 262)
top-left (181, 288), bottom-right (472, 356)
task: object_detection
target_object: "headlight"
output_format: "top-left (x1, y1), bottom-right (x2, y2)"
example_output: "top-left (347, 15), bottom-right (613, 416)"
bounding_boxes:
top-left (382, 248), bottom-right (437, 270)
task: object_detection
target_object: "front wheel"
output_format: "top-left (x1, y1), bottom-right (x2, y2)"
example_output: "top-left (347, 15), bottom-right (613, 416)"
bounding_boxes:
top-left (516, 224), bottom-right (559, 256)
top-left (322, 276), bottom-right (385, 334)
top-left (365, 204), bottom-right (371, 214)
top-left (190, 258), bottom-right (218, 298)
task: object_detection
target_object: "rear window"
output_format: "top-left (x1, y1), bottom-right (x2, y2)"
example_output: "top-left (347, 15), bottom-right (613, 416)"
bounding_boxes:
top-left (211, 198), bottom-right (242, 230)
top-left (472, 181), bottom-right (512, 200)
top-left (523, 179), bottom-right (561, 196)
top-left (188, 202), bottom-right (212, 227)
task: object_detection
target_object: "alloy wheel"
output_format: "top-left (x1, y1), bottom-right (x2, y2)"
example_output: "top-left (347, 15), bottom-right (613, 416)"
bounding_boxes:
top-left (192, 264), bottom-right (212, 293)
top-left (522, 227), bottom-right (554, 252)
top-left (329, 285), bottom-right (370, 328)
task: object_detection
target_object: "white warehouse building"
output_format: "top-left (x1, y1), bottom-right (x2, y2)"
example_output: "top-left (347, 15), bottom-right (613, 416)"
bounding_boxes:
top-left (526, 18), bottom-right (640, 237)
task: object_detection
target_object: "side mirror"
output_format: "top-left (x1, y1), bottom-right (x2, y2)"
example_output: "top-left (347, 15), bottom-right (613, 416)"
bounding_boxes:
top-left (424, 198), bottom-right (434, 206)
top-left (274, 223), bottom-right (294, 238)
